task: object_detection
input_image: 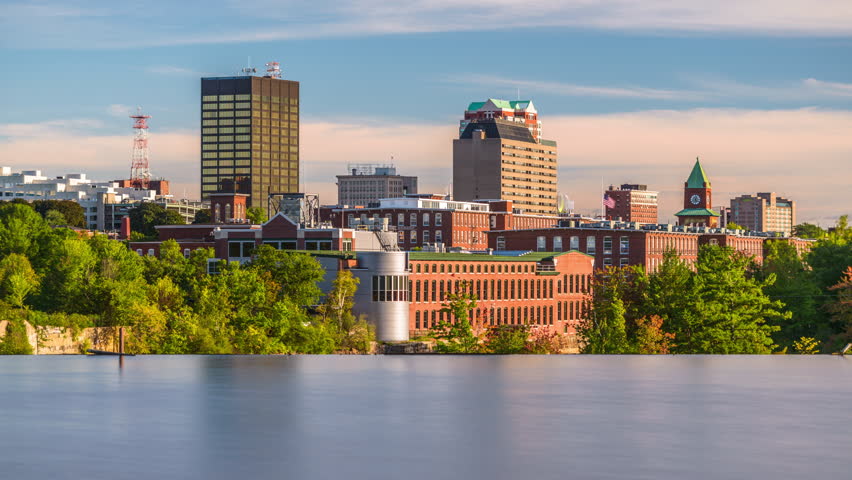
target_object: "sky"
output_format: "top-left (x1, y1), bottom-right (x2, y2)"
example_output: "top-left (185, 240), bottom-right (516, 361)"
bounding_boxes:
top-left (1, 0), bottom-right (851, 225)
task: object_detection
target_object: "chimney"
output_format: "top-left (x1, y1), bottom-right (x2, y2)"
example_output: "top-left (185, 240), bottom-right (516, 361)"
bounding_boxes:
top-left (120, 216), bottom-right (131, 240)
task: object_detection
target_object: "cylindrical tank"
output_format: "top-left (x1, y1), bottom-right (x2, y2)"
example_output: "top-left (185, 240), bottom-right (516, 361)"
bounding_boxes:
top-left (351, 251), bottom-right (410, 342)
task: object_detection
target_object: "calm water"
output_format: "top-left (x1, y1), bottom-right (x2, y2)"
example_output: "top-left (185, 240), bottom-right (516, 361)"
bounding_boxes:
top-left (1, 355), bottom-right (850, 480)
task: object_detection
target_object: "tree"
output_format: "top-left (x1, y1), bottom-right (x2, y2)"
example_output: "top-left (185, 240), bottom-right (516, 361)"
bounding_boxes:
top-left (633, 316), bottom-right (674, 354)
top-left (318, 270), bottom-right (372, 352)
top-left (792, 337), bottom-right (820, 354)
top-left (0, 317), bottom-right (33, 355)
top-left (725, 222), bottom-right (746, 230)
top-left (760, 240), bottom-right (826, 348)
top-left (32, 200), bottom-right (86, 228)
top-left (431, 281), bottom-right (481, 353)
top-left (246, 206), bottom-right (267, 224)
top-left (794, 223), bottom-right (826, 239)
top-left (44, 210), bottom-right (68, 226)
top-left (248, 246), bottom-right (324, 306)
top-left (577, 267), bottom-right (630, 354)
top-left (825, 266), bottom-right (852, 350)
top-left (0, 202), bottom-right (49, 258)
top-left (0, 254), bottom-right (40, 308)
top-left (681, 245), bottom-right (783, 353)
top-left (484, 324), bottom-right (529, 354)
top-left (128, 202), bottom-right (185, 238)
top-left (193, 208), bottom-right (212, 224)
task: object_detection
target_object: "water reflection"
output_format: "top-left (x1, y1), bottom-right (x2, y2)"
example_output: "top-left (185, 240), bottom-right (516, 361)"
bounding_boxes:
top-left (0, 355), bottom-right (849, 479)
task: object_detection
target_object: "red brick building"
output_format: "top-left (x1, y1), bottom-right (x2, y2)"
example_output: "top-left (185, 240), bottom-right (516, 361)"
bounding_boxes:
top-left (322, 196), bottom-right (559, 251)
top-left (408, 251), bottom-right (593, 337)
top-left (605, 184), bottom-right (658, 224)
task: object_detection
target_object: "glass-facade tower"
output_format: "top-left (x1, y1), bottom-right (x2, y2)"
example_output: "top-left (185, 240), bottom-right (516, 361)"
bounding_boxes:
top-left (200, 76), bottom-right (299, 213)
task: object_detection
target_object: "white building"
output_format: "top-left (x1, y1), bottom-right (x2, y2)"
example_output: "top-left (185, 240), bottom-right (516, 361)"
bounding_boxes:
top-left (0, 167), bottom-right (156, 231)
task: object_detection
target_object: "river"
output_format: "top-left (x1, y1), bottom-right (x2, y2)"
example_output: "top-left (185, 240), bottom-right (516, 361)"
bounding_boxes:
top-left (1, 355), bottom-right (849, 479)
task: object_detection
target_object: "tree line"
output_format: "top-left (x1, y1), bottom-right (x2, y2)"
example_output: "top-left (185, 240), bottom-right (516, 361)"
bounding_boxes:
top-left (0, 201), bottom-right (371, 354)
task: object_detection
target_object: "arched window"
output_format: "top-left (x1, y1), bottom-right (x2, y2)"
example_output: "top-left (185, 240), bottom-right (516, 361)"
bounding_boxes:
top-left (214, 204), bottom-right (221, 223)
top-left (225, 203), bottom-right (232, 221)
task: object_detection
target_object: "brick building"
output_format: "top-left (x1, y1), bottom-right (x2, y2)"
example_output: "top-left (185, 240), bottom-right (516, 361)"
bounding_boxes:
top-left (322, 196), bottom-right (560, 251)
top-left (408, 251), bottom-right (593, 337)
top-left (605, 184), bottom-right (658, 224)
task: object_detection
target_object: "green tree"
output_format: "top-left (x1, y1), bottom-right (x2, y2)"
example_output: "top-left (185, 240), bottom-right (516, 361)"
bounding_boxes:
top-left (825, 266), bottom-right (852, 350)
top-left (0, 202), bottom-right (49, 258)
top-left (32, 200), bottom-right (86, 228)
top-left (248, 246), bottom-right (324, 306)
top-left (318, 270), bottom-right (373, 352)
top-left (0, 317), bottom-right (33, 355)
top-left (792, 336), bottom-right (820, 354)
top-left (192, 208), bottom-right (212, 224)
top-left (760, 240), bottom-right (826, 348)
top-left (794, 223), bottom-right (826, 239)
top-left (0, 254), bottom-right (40, 308)
top-left (431, 281), bottom-right (481, 353)
top-left (484, 324), bottom-right (529, 354)
top-left (680, 245), bottom-right (784, 353)
top-left (246, 206), bottom-right (267, 224)
top-left (633, 316), bottom-right (674, 354)
top-left (577, 267), bottom-right (630, 354)
top-left (725, 222), bottom-right (746, 230)
top-left (44, 210), bottom-right (68, 226)
top-left (128, 202), bottom-right (185, 238)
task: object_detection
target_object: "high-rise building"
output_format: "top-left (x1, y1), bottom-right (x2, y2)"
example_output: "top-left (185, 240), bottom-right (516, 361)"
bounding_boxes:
top-left (460, 99), bottom-right (542, 141)
top-left (674, 158), bottom-right (719, 227)
top-left (200, 72), bottom-right (299, 214)
top-left (453, 119), bottom-right (558, 216)
top-left (605, 184), bottom-right (658, 224)
top-left (336, 164), bottom-right (418, 206)
top-left (729, 192), bottom-right (796, 235)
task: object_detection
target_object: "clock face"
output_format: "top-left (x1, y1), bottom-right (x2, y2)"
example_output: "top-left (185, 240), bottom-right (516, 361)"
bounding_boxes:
top-left (690, 194), bottom-right (701, 205)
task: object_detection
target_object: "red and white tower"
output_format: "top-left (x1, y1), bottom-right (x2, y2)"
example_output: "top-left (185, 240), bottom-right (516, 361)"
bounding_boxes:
top-left (130, 107), bottom-right (151, 189)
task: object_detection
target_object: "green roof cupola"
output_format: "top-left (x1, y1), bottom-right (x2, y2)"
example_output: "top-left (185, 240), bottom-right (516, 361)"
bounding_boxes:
top-left (686, 157), bottom-right (710, 188)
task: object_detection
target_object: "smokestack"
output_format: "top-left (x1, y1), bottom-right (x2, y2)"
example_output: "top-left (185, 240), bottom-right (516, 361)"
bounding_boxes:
top-left (121, 216), bottom-right (131, 240)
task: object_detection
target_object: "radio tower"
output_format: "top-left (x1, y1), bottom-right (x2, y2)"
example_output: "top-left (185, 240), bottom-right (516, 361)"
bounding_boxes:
top-left (129, 107), bottom-right (151, 189)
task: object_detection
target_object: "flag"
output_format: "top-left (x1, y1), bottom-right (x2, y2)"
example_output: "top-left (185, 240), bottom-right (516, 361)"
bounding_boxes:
top-left (603, 194), bottom-right (616, 209)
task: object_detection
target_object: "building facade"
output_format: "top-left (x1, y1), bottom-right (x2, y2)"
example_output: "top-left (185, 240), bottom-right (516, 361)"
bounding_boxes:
top-left (728, 192), bottom-right (796, 236)
top-left (674, 158), bottom-right (720, 227)
top-left (453, 119), bottom-right (558, 216)
top-left (322, 196), bottom-right (560, 251)
top-left (200, 75), bottom-right (300, 213)
top-left (336, 164), bottom-right (417, 206)
top-left (408, 251), bottom-right (593, 338)
top-left (460, 99), bottom-right (542, 141)
top-left (605, 184), bottom-right (659, 224)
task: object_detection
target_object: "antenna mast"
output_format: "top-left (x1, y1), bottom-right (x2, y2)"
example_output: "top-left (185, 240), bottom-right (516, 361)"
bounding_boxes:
top-left (129, 107), bottom-right (152, 189)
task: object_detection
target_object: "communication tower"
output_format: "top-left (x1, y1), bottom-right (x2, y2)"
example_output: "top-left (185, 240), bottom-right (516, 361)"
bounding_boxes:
top-left (265, 61), bottom-right (281, 78)
top-left (129, 107), bottom-right (151, 189)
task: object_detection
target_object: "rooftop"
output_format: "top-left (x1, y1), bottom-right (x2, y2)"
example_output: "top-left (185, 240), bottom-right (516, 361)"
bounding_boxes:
top-left (686, 158), bottom-right (711, 188)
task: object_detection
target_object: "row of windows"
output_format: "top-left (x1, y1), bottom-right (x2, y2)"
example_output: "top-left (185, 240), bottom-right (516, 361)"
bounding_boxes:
top-left (414, 302), bottom-right (582, 330)
top-left (202, 94), bottom-right (297, 104)
top-left (411, 276), bottom-right (586, 303)
top-left (412, 262), bottom-right (540, 274)
top-left (202, 127), bottom-right (251, 134)
top-left (201, 119), bottom-right (252, 127)
top-left (202, 94), bottom-right (251, 101)
top-left (397, 229), bottom-right (442, 244)
top-left (372, 275), bottom-right (409, 302)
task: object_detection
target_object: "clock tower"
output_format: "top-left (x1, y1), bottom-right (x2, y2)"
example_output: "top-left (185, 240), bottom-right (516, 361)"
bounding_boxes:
top-left (674, 157), bottom-right (720, 227)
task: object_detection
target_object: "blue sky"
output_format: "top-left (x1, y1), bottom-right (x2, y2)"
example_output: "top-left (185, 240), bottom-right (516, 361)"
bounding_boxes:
top-left (1, 1), bottom-right (851, 224)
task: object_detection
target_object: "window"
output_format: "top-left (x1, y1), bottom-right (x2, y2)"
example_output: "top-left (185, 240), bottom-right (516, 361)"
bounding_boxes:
top-left (410, 230), bottom-right (417, 243)
top-left (397, 213), bottom-right (404, 226)
top-left (305, 240), bottom-right (333, 251)
top-left (553, 236), bottom-right (563, 252)
top-left (435, 230), bottom-right (442, 243)
top-left (619, 258), bottom-right (629, 267)
top-left (536, 236), bottom-right (546, 252)
top-left (496, 236), bottom-right (506, 250)
top-left (423, 231), bottom-right (430, 244)
top-left (371, 275), bottom-right (409, 302)
top-left (603, 236), bottom-right (613, 255)
top-left (183, 248), bottom-right (191, 258)
top-left (398, 231), bottom-right (405, 243)
top-left (423, 213), bottom-right (430, 226)
top-left (586, 236), bottom-right (596, 254)
top-left (410, 213), bottom-right (417, 226)
top-left (620, 236), bottom-right (629, 255)
top-left (435, 213), bottom-right (442, 226)
top-left (228, 241), bottom-right (255, 258)
top-left (603, 258), bottom-right (613, 267)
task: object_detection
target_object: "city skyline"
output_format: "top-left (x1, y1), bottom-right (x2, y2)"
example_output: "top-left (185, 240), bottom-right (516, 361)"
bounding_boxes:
top-left (1, 1), bottom-right (851, 224)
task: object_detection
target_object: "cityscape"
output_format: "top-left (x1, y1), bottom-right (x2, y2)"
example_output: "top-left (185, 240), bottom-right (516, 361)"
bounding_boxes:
top-left (1, 2), bottom-right (851, 479)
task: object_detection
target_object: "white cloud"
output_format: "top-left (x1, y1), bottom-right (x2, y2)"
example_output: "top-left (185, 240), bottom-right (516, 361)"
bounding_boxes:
top-left (1, 108), bottom-right (850, 224)
top-left (4, 1), bottom-right (852, 49)
top-left (451, 75), bottom-right (700, 100)
top-left (107, 104), bottom-right (133, 117)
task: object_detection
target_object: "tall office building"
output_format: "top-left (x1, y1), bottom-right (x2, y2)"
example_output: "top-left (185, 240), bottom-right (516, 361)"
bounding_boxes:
top-left (453, 118), bottom-right (558, 216)
top-left (200, 70), bottom-right (299, 214)
top-left (605, 184), bottom-right (659, 224)
top-left (336, 164), bottom-right (418, 206)
top-left (729, 192), bottom-right (796, 235)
